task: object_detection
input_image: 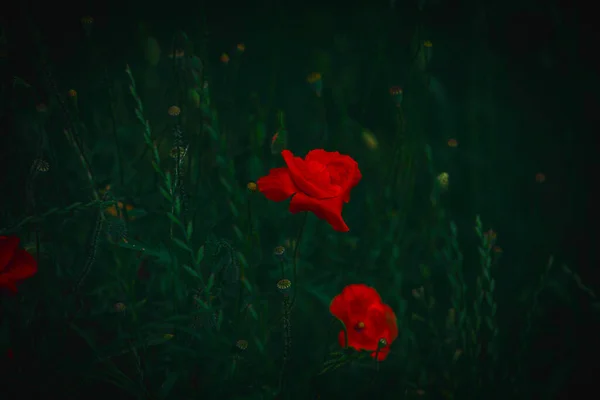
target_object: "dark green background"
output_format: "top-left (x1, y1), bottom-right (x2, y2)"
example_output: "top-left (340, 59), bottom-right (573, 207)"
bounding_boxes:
top-left (0, 0), bottom-right (598, 398)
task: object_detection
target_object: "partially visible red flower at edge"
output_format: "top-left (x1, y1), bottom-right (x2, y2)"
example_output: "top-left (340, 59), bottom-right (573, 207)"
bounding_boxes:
top-left (257, 149), bottom-right (362, 232)
top-left (329, 284), bottom-right (398, 360)
top-left (0, 236), bottom-right (38, 293)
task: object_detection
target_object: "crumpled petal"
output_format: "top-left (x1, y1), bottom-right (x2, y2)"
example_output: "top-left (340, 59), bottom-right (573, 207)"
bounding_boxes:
top-left (289, 192), bottom-right (349, 232)
top-left (330, 284), bottom-right (397, 360)
top-left (282, 150), bottom-right (340, 199)
top-left (0, 236), bottom-right (19, 272)
top-left (257, 167), bottom-right (298, 202)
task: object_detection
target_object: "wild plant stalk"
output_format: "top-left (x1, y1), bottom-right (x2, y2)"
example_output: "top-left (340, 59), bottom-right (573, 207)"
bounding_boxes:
top-left (35, 35), bottom-right (97, 203)
top-left (424, 145), bottom-right (473, 364)
top-left (278, 294), bottom-right (292, 393)
top-left (474, 215), bottom-right (499, 380)
top-left (62, 129), bottom-right (102, 204)
top-left (446, 221), bottom-right (474, 363)
top-left (125, 65), bottom-right (200, 269)
top-left (290, 211), bottom-right (308, 308)
top-left (516, 255), bottom-right (554, 385)
top-left (561, 264), bottom-right (597, 300)
top-left (72, 197), bottom-right (106, 294)
top-left (105, 67), bottom-right (125, 188)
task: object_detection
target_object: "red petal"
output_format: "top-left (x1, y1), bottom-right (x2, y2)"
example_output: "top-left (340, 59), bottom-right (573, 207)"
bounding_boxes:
top-left (337, 330), bottom-right (347, 348)
top-left (382, 303), bottom-right (399, 343)
top-left (329, 293), bottom-right (350, 323)
top-left (257, 167), bottom-right (297, 202)
top-left (0, 278), bottom-right (18, 293)
top-left (341, 163), bottom-right (362, 203)
top-left (2, 248), bottom-right (37, 281)
top-left (341, 284), bottom-right (383, 309)
top-left (305, 149), bottom-right (340, 164)
top-left (371, 346), bottom-right (391, 361)
top-left (0, 236), bottom-right (19, 272)
top-left (281, 150), bottom-right (340, 199)
top-left (289, 192), bottom-right (349, 232)
top-left (0, 247), bottom-right (37, 293)
top-left (307, 150), bottom-right (362, 202)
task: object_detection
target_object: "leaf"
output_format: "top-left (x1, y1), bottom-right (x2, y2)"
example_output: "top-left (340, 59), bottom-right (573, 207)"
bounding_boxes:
top-left (186, 221), bottom-right (193, 240)
top-left (241, 277), bottom-right (253, 293)
top-left (174, 196), bottom-right (181, 214)
top-left (478, 247), bottom-right (488, 258)
top-left (248, 305), bottom-right (259, 320)
top-left (182, 265), bottom-right (203, 281)
top-left (236, 251), bottom-right (248, 268)
top-left (69, 323), bottom-right (100, 358)
top-left (229, 201), bottom-right (239, 218)
top-left (196, 245), bottom-right (205, 263)
top-left (158, 372), bottom-right (179, 399)
top-left (449, 221), bottom-right (458, 236)
top-left (485, 316), bottom-right (494, 331)
top-left (252, 335), bottom-right (265, 354)
top-left (485, 292), bottom-right (494, 307)
top-left (41, 207), bottom-right (60, 217)
top-left (171, 237), bottom-right (191, 252)
top-left (159, 186), bottom-right (173, 202)
top-left (205, 273), bottom-right (215, 293)
top-left (167, 212), bottom-right (183, 228)
top-left (233, 225), bottom-right (244, 241)
top-left (219, 175), bottom-right (232, 193)
top-left (65, 202), bottom-right (83, 211)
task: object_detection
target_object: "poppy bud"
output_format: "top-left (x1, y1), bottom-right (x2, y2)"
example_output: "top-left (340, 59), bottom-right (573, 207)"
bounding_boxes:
top-left (170, 145), bottom-right (187, 160)
top-left (81, 16), bottom-right (94, 37)
top-left (247, 182), bottom-right (257, 192)
top-left (389, 86), bottom-right (403, 107)
top-left (273, 245), bottom-right (285, 261)
top-left (32, 158), bottom-right (50, 172)
top-left (168, 105), bottom-right (181, 117)
top-left (235, 339), bottom-right (248, 351)
top-left (423, 40), bottom-right (433, 63)
top-left (378, 338), bottom-right (388, 348)
top-left (277, 278), bottom-right (291, 296)
top-left (67, 89), bottom-right (78, 110)
top-left (436, 172), bottom-right (449, 191)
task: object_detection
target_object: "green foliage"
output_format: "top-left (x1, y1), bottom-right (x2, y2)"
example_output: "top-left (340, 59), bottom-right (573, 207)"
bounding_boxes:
top-left (0, 12), bottom-right (594, 400)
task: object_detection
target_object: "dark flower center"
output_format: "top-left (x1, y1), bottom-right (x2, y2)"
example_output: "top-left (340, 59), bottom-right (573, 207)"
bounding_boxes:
top-left (354, 321), bottom-right (365, 332)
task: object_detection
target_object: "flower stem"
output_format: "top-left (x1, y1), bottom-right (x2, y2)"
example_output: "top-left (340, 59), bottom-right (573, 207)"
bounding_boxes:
top-left (290, 211), bottom-right (308, 308)
top-left (280, 261), bottom-right (285, 279)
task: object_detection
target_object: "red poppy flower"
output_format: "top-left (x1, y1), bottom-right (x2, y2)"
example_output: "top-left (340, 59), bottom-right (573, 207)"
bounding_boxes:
top-left (329, 284), bottom-right (398, 360)
top-left (257, 149), bottom-right (362, 232)
top-left (0, 236), bottom-right (38, 293)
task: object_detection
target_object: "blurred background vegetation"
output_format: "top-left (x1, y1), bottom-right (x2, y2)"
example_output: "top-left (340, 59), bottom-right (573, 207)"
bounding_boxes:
top-left (0, 0), bottom-right (598, 398)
